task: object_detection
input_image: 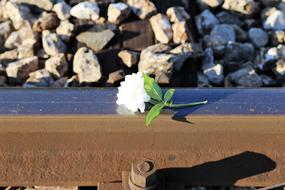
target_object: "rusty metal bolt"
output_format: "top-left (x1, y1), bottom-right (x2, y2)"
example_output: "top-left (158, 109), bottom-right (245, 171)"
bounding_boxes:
top-left (128, 159), bottom-right (158, 190)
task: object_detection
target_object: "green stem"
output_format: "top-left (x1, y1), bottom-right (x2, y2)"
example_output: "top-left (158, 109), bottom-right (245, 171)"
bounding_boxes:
top-left (166, 100), bottom-right (208, 108)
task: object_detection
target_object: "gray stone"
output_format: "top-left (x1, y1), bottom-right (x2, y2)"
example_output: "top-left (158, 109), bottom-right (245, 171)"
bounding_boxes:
top-left (42, 30), bottom-right (67, 56)
top-left (24, 69), bottom-right (54, 87)
top-left (118, 50), bottom-right (140, 68)
top-left (228, 66), bottom-right (262, 87)
top-left (76, 29), bottom-right (115, 52)
top-left (222, 0), bottom-right (257, 15)
top-left (202, 48), bottom-right (214, 67)
top-left (207, 24), bottom-right (236, 53)
top-left (203, 63), bottom-right (224, 85)
top-left (33, 12), bottom-right (59, 32)
top-left (260, 0), bottom-right (280, 6)
top-left (6, 56), bottom-right (38, 83)
top-left (232, 25), bottom-right (248, 42)
top-left (210, 24), bottom-right (236, 45)
top-left (56, 20), bottom-right (74, 42)
top-left (260, 74), bottom-right (276, 86)
top-left (45, 53), bottom-right (68, 78)
top-left (70, 2), bottom-right (100, 21)
top-left (263, 9), bottom-right (285, 30)
top-left (150, 14), bottom-right (173, 44)
top-left (248, 28), bottom-right (269, 47)
top-left (195, 10), bottom-right (219, 34)
top-left (107, 2), bottom-right (130, 24)
top-left (216, 11), bottom-right (243, 26)
top-left (127, 0), bottom-right (157, 19)
top-left (224, 42), bottom-right (255, 62)
top-left (201, 48), bottom-right (224, 85)
top-left (198, 72), bottom-right (212, 87)
top-left (50, 77), bottom-right (68, 88)
top-left (73, 47), bottom-right (102, 83)
top-left (53, 1), bottom-right (71, 20)
top-left (166, 6), bottom-right (190, 23)
top-left (197, 0), bottom-right (224, 8)
top-left (172, 21), bottom-right (191, 43)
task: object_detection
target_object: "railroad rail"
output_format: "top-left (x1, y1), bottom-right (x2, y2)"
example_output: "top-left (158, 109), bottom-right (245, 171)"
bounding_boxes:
top-left (0, 88), bottom-right (284, 188)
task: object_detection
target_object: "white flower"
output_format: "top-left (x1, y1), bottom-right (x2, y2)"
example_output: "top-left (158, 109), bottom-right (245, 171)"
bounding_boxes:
top-left (116, 72), bottom-right (150, 112)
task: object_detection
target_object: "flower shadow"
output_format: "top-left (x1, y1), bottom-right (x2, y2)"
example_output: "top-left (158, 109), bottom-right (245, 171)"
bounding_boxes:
top-left (169, 89), bottom-right (238, 125)
top-left (157, 151), bottom-right (276, 186)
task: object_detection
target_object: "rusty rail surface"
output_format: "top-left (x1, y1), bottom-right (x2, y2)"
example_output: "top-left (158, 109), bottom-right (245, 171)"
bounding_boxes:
top-left (0, 88), bottom-right (284, 187)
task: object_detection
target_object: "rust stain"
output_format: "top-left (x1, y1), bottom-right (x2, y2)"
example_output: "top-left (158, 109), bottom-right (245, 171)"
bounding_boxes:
top-left (0, 115), bottom-right (283, 186)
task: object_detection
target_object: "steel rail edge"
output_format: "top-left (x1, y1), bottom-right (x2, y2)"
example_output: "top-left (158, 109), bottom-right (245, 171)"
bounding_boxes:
top-left (0, 88), bottom-right (284, 187)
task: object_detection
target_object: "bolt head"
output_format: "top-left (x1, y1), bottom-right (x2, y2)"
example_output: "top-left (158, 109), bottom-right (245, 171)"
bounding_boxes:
top-left (130, 159), bottom-right (157, 188)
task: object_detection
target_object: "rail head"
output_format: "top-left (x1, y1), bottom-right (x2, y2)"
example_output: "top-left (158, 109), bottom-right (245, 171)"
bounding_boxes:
top-left (0, 88), bottom-right (284, 115)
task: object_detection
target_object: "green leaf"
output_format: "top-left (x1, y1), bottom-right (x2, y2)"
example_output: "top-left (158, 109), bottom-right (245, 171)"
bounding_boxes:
top-left (143, 74), bottom-right (163, 101)
top-left (164, 88), bottom-right (175, 102)
top-left (146, 103), bottom-right (164, 127)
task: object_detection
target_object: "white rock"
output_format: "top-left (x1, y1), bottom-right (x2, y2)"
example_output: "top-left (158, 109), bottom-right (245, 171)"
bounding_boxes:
top-left (127, 0), bottom-right (157, 19)
top-left (5, 25), bottom-right (37, 57)
top-left (264, 47), bottom-right (279, 64)
top-left (166, 6), bottom-right (190, 23)
top-left (73, 47), bottom-right (102, 83)
top-left (108, 2), bottom-right (130, 24)
top-left (0, 49), bottom-right (18, 65)
top-left (56, 20), bottom-right (74, 42)
top-left (5, 2), bottom-right (35, 29)
top-left (172, 21), bottom-right (191, 43)
top-left (273, 59), bottom-right (285, 79)
top-left (24, 69), bottom-right (54, 87)
top-left (6, 56), bottom-right (38, 83)
top-left (118, 50), bottom-right (140, 68)
top-left (53, 1), bottom-right (71, 20)
top-left (0, 21), bottom-right (13, 39)
top-left (263, 9), bottom-right (285, 30)
top-left (198, 0), bottom-right (224, 8)
top-left (45, 53), bottom-right (68, 78)
top-left (222, 0), bottom-right (257, 15)
top-left (42, 30), bottom-right (66, 56)
top-left (138, 43), bottom-right (173, 76)
top-left (70, 2), bottom-right (100, 21)
top-left (150, 13), bottom-right (173, 44)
